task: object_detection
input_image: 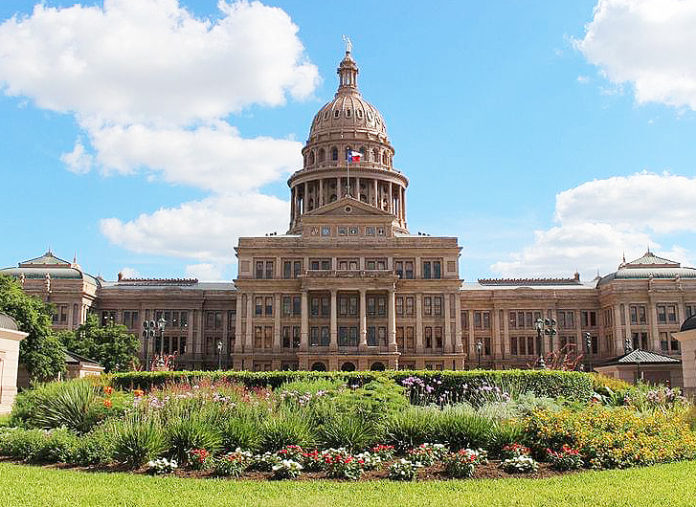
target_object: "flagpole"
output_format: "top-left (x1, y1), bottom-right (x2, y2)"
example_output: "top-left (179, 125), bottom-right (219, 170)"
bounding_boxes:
top-left (346, 148), bottom-right (350, 197)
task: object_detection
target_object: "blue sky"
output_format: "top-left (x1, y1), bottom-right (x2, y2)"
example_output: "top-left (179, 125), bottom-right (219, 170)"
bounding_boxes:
top-left (1, 0), bottom-right (695, 282)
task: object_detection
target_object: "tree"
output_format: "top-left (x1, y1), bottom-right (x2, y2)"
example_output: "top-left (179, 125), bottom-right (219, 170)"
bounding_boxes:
top-left (0, 275), bottom-right (66, 381)
top-left (58, 314), bottom-right (139, 373)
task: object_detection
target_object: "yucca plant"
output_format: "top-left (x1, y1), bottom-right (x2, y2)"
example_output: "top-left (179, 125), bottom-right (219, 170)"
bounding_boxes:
top-left (109, 413), bottom-right (166, 468)
top-left (385, 407), bottom-right (436, 451)
top-left (431, 407), bottom-right (493, 451)
top-left (318, 413), bottom-right (380, 452)
top-left (28, 381), bottom-right (102, 434)
top-left (260, 412), bottom-right (317, 452)
top-left (165, 416), bottom-right (222, 463)
top-left (221, 417), bottom-right (263, 453)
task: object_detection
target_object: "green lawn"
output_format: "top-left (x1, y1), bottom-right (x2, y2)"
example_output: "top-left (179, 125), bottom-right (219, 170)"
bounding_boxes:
top-left (2, 461), bottom-right (696, 506)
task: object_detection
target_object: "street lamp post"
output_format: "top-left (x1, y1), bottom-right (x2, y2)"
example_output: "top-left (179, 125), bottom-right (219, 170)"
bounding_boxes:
top-left (216, 340), bottom-right (223, 370)
top-left (535, 318), bottom-right (556, 369)
top-left (584, 332), bottom-right (593, 372)
top-left (475, 340), bottom-right (482, 369)
top-left (142, 319), bottom-right (156, 371)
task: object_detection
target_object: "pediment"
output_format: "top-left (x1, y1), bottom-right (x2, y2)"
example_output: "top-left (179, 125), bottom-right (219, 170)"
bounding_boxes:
top-left (305, 196), bottom-right (393, 218)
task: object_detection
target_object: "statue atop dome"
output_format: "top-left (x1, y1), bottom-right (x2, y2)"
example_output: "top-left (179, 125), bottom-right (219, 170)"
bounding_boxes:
top-left (342, 35), bottom-right (352, 54)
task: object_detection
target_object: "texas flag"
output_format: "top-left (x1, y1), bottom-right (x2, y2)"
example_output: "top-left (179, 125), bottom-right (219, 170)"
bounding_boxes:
top-left (346, 150), bottom-right (362, 162)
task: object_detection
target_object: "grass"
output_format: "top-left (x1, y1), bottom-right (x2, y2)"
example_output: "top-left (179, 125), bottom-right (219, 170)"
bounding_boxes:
top-left (2, 461), bottom-right (696, 506)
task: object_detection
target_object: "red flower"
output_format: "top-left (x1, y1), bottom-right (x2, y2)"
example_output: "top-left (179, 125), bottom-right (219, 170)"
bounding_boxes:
top-left (104, 386), bottom-right (113, 396)
top-left (103, 399), bottom-right (113, 409)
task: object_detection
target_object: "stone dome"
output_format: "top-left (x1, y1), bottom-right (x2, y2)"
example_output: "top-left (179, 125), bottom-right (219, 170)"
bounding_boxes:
top-left (307, 52), bottom-right (388, 142)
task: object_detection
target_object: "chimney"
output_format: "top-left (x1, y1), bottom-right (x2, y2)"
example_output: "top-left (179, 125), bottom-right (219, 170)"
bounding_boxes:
top-left (118, 272), bottom-right (123, 281)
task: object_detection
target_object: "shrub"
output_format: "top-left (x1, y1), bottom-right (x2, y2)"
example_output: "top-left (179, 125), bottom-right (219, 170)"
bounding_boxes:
top-left (0, 428), bottom-right (47, 462)
top-left (15, 381), bottom-right (104, 434)
top-left (385, 407), bottom-right (436, 451)
top-left (74, 427), bottom-right (115, 466)
top-left (500, 443), bottom-right (532, 459)
top-left (443, 448), bottom-right (487, 478)
top-left (214, 450), bottom-right (252, 477)
top-left (221, 417), bottom-right (263, 453)
top-left (525, 406), bottom-right (696, 469)
top-left (334, 379), bottom-right (409, 422)
top-left (430, 406), bottom-right (492, 450)
top-left (547, 445), bottom-right (583, 471)
top-left (111, 370), bottom-right (593, 403)
top-left (406, 443), bottom-right (448, 466)
top-left (388, 459), bottom-right (422, 481)
top-left (108, 414), bottom-right (166, 468)
top-left (501, 455), bottom-right (538, 474)
top-left (318, 413), bottom-right (379, 452)
top-left (276, 445), bottom-right (304, 461)
top-left (271, 459), bottom-right (303, 480)
top-left (36, 428), bottom-right (80, 463)
top-left (260, 412), bottom-right (316, 452)
top-left (147, 457), bottom-right (178, 475)
top-left (323, 448), bottom-right (365, 480)
top-left (487, 421), bottom-right (526, 458)
top-left (164, 417), bottom-right (222, 463)
top-left (187, 448), bottom-right (212, 470)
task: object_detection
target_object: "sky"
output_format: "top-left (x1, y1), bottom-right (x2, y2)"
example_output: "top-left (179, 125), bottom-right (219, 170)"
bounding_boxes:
top-left (1, 0), bottom-right (696, 282)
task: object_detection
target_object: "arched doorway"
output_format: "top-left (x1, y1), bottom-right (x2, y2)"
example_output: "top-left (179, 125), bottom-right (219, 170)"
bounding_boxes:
top-left (340, 362), bottom-right (356, 372)
top-left (311, 361), bottom-right (327, 371)
top-left (370, 361), bottom-right (385, 371)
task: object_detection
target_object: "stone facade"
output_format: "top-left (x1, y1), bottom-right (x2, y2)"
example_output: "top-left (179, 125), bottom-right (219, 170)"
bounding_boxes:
top-left (0, 314), bottom-right (28, 414)
top-left (3, 47), bottom-right (696, 374)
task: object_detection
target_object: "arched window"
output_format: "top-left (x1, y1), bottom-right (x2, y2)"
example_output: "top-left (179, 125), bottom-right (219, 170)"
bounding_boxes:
top-left (371, 149), bottom-right (377, 162)
top-left (341, 362), bottom-right (356, 372)
top-left (331, 147), bottom-right (338, 161)
top-left (359, 146), bottom-right (366, 158)
top-left (334, 110), bottom-right (340, 118)
top-left (318, 148), bottom-right (325, 162)
top-left (309, 151), bottom-right (315, 165)
top-left (370, 362), bottom-right (386, 371)
top-left (311, 362), bottom-right (327, 371)
top-left (330, 194), bottom-right (337, 202)
top-left (357, 109), bottom-right (363, 119)
top-left (380, 152), bottom-right (385, 164)
top-left (346, 109), bottom-right (351, 118)
top-left (308, 198), bottom-right (314, 211)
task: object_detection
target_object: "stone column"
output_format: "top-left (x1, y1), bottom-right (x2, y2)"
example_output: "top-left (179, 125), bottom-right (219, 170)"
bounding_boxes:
top-left (624, 304), bottom-right (632, 348)
top-left (649, 296), bottom-right (660, 351)
top-left (415, 293), bottom-right (424, 353)
top-left (303, 182), bottom-right (308, 213)
top-left (444, 293), bottom-right (452, 354)
top-left (273, 294), bottom-right (281, 353)
top-left (245, 294), bottom-right (253, 352)
top-left (613, 305), bottom-right (623, 354)
top-left (373, 180), bottom-right (378, 207)
top-left (388, 289), bottom-right (397, 352)
top-left (330, 289), bottom-right (338, 352)
top-left (300, 291), bottom-right (309, 351)
top-left (402, 186), bottom-right (407, 225)
top-left (319, 179), bottom-right (324, 207)
top-left (359, 288), bottom-right (368, 350)
top-left (454, 295), bottom-right (463, 353)
top-left (356, 177), bottom-right (361, 199)
top-left (388, 182), bottom-right (393, 214)
top-left (502, 308), bottom-right (510, 357)
top-left (468, 310), bottom-right (476, 362)
top-left (337, 177), bottom-right (341, 198)
top-left (234, 296), bottom-right (243, 353)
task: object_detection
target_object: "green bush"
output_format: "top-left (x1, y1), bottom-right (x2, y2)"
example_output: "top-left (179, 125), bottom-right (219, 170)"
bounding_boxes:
top-left (165, 417), bottom-right (222, 463)
top-left (108, 413), bottom-right (166, 468)
top-left (0, 428), bottom-right (47, 461)
top-left (111, 370), bottom-right (593, 402)
top-left (35, 428), bottom-right (80, 463)
top-left (334, 379), bottom-right (409, 423)
top-left (430, 406), bottom-right (493, 450)
top-left (487, 420), bottom-right (526, 458)
top-left (11, 380), bottom-right (125, 434)
top-left (73, 426), bottom-right (115, 466)
top-left (221, 417), bottom-right (263, 453)
top-left (260, 412), bottom-right (317, 452)
top-left (318, 413), bottom-right (381, 452)
top-left (385, 407), bottom-right (436, 451)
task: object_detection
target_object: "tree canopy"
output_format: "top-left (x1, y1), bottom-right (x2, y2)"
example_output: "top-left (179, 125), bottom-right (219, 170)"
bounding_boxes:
top-left (58, 314), bottom-right (139, 373)
top-left (0, 275), bottom-right (65, 381)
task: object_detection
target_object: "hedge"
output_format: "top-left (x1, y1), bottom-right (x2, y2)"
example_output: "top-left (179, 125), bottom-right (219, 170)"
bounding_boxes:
top-left (110, 369), bottom-right (593, 401)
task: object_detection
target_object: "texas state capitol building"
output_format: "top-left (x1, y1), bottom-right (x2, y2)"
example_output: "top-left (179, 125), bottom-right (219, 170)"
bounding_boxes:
top-left (4, 47), bottom-right (696, 379)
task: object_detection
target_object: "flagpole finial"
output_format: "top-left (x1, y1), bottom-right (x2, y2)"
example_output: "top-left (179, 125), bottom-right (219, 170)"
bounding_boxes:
top-left (342, 35), bottom-right (352, 54)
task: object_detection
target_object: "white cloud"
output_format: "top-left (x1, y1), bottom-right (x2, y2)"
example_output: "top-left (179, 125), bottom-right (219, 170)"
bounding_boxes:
top-left (119, 266), bottom-right (140, 278)
top-left (185, 263), bottom-right (225, 281)
top-left (0, 0), bottom-right (319, 125)
top-left (492, 172), bottom-right (696, 279)
top-left (84, 122), bottom-right (301, 192)
top-left (60, 139), bottom-right (93, 174)
top-left (100, 192), bottom-right (288, 262)
top-left (576, 0), bottom-right (696, 110)
top-left (0, 0), bottom-right (317, 272)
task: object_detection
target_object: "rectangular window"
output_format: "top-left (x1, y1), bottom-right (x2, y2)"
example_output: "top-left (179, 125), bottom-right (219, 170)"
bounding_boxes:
top-left (310, 327), bottom-right (319, 347)
top-left (255, 261), bottom-right (264, 279)
top-left (581, 311), bottom-right (598, 328)
top-left (321, 326), bottom-right (330, 346)
top-left (423, 261), bottom-right (431, 279)
top-left (406, 297), bottom-right (414, 316)
top-left (283, 296), bottom-right (291, 316)
top-left (424, 327), bottom-right (432, 348)
top-left (510, 336), bottom-right (518, 355)
top-left (283, 261), bottom-right (292, 279)
top-left (367, 296), bottom-right (376, 316)
top-left (474, 311), bottom-right (490, 330)
top-left (265, 297), bottom-right (273, 316)
top-left (377, 296), bottom-right (386, 316)
top-left (378, 327), bottom-right (387, 346)
top-left (395, 261), bottom-right (403, 279)
top-left (283, 327), bottom-right (292, 348)
top-left (396, 297), bottom-right (404, 316)
top-left (265, 261), bottom-right (274, 279)
top-left (292, 296), bottom-right (301, 316)
top-left (321, 297), bottom-right (330, 317)
top-left (367, 326), bottom-right (377, 346)
top-left (406, 326), bottom-right (415, 349)
top-left (293, 261), bottom-right (301, 278)
top-left (215, 311), bottom-right (222, 329)
top-left (433, 296), bottom-right (442, 316)
top-left (434, 327), bottom-right (443, 348)
top-left (405, 261), bottom-right (414, 279)
top-left (424, 296), bottom-right (432, 316)
top-left (433, 261), bottom-right (441, 279)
